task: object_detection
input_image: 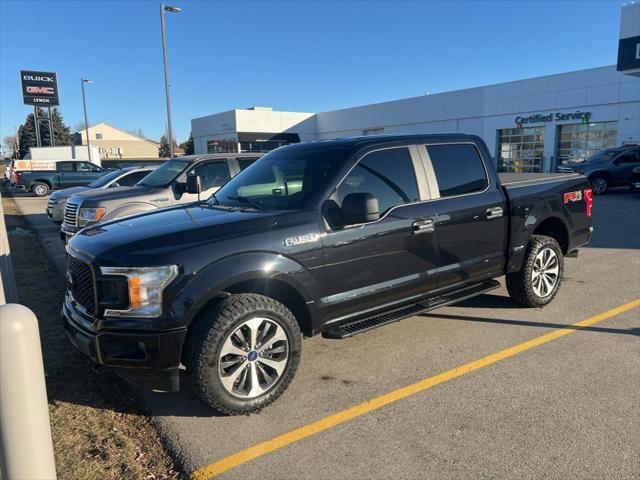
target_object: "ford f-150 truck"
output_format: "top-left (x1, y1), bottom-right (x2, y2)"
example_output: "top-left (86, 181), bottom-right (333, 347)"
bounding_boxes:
top-left (60, 153), bottom-right (261, 241)
top-left (62, 134), bottom-right (592, 415)
top-left (12, 160), bottom-right (109, 196)
top-left (47, 165), bottom-right (156, 223)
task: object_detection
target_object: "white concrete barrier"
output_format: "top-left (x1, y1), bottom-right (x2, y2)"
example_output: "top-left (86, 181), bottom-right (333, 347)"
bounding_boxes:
top-left (0, 303), bottom-right (57, 479)
top-left (0, 192), bottom-right (18, 305)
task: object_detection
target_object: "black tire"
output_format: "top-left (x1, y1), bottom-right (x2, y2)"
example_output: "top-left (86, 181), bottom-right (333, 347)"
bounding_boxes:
top-left (589, 174), bottom-right (609, 195)
top-left (506, 235), bottom-right (564, 308)
top-left (31, 181), bottom-right (50, 197)
top-left (186, 293), bottom-right (302, 415)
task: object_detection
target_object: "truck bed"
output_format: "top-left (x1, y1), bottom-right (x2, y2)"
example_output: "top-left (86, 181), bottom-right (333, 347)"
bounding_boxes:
top-left (499, 172), bottom-right (580, 188)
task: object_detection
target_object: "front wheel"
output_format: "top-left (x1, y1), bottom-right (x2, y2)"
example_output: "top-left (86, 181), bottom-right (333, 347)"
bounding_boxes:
top-left (186, 293), bottom-right (302, 415)
top-left (506, 235), bottom-right (564, 308)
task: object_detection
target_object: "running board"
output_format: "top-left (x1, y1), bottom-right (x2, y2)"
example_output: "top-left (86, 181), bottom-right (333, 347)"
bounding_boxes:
top-left (322, 279), bottom-right (501, 339)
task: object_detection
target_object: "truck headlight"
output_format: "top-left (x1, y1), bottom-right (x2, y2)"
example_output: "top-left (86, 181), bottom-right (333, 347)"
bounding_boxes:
top-left (100, 265), bottom-right (178, 317)
top-left (78, 207), bottom-right (106, 227)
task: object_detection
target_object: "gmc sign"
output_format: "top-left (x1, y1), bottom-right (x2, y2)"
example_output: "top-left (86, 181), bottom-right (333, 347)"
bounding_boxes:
top-left (20, 70), bottom-right (59, 106)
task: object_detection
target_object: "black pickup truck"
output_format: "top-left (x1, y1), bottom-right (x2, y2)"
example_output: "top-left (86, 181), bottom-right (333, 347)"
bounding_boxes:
top-left (63, 134), bottom-right (592, 415)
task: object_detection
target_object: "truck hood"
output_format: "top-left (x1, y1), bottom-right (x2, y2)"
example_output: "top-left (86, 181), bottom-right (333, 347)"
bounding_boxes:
top-left (71, 185), bottom-right (158, 206)
top-left (50, 186), bottom-right (90, 202)
top-left (68, 203), bottom-right (281, 266)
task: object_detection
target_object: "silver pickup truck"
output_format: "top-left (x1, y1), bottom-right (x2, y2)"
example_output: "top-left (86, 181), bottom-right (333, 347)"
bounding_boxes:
top-left (60, 153), bottom-right (261, 241)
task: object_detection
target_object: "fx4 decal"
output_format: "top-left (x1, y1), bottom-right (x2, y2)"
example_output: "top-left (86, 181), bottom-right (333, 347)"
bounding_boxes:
top-left (563, 190), bottom-right (583, 203)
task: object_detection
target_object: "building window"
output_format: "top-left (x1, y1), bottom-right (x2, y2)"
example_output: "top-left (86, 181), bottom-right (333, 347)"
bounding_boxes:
top-left (363, 128), bottom-right (384, 136)
top-left (95, 133), bottom-right (103, 139)
top-left (207, 140), bottom-right (238, 154)
top-left (497, 127), bottom-right (545, 173)
top-left (239, 139), bottom-right (292, 153)
top-left (556, 121), bottom-right (617, 166)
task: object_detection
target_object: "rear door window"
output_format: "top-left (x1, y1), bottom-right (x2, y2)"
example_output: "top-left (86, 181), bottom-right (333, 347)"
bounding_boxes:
top-left (427, 144), bottom-right (488, 197)
top-left (336, 147), bottom-right (419, 215)
top-left (238, 158), bottom-right (258, 170)
top-left (58, 162), bottom-right (76, 172)
top-left (192, 161), bottom-right (231, 190)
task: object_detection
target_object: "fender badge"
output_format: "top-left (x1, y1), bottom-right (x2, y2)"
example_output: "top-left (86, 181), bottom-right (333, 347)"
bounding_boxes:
top-left (564, 190), bottom-right (582, 203)
top-left (284, 233), bottom-right (320, 247)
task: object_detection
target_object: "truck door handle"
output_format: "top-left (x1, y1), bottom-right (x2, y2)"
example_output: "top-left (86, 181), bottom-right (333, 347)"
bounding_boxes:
top-left (413, 219), bottom-right (434, 234)
top-left (486, 206), bottom-right (503, 219)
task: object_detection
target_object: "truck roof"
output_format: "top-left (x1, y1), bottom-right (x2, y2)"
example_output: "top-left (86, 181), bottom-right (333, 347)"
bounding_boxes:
top-left (278, 133), bottom-right (482, 152)
top-left (174, 152), bottom-right (265, 163)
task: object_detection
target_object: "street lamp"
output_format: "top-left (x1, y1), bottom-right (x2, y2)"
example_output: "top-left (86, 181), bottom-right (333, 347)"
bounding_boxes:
top-left (81, 78), bottom-right (93, 163)
top-left (160, 3), bottom-right (181, 158)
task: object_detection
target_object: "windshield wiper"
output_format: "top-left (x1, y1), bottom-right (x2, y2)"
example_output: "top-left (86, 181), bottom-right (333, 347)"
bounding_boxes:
top-left (226, 195), bottom-right (264, 210)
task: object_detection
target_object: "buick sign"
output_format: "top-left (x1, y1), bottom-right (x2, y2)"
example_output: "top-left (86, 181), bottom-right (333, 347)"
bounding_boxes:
top-left (20, 70), bottom-right (60, 106)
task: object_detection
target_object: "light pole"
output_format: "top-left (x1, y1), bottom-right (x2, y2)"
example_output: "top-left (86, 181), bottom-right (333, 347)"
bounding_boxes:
top-left (160, 3), bottom-right (181, 158)
top-left (81, 78), bottom-right (93, 163)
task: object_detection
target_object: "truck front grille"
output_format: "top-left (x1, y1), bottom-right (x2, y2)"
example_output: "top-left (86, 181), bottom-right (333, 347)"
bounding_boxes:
top-left (63, 201), bottom-right (79, 227)
top-left (47, 198), bottom-right (57, 210)
top-left (66, 254), bottom-right (95, 314)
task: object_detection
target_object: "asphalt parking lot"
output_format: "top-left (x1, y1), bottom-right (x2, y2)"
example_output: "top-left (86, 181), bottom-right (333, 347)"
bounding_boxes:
top-left (8, 188), bottom-right (640, 480)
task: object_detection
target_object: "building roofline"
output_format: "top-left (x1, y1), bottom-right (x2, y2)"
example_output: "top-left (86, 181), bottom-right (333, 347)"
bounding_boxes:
top-left (72, 122), bottom-right (160, 146)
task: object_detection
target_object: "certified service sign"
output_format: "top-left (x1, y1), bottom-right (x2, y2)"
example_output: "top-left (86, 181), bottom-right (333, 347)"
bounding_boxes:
top-left (20, 70), bottom-right (60, 106)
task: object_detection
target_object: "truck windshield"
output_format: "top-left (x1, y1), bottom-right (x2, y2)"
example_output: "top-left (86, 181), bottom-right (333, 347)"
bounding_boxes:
top-left (212, 146), bottom-right (346, 210)
top-left (138, 160), bottom-right (189, 187)
top-left (87, 169), bottom-right (125, 188)
top-left (585, 150), bottom-right (618, 164)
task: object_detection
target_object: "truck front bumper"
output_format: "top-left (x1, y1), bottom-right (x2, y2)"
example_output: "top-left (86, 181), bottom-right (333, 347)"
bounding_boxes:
top-left (60, 224), bottom-right (80, 243)
top-left (61, 294), bottom-right (186, 392)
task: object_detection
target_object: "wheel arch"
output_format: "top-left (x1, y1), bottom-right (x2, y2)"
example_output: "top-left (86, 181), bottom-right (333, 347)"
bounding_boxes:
top-left (178, 253), bottom-right (319, 364)
top-left (588, 170), bottom-right (611, 182)
top-left (531, 216), bottom-right (569, 254)
top-left (30, 178), bottom-right (52, 189)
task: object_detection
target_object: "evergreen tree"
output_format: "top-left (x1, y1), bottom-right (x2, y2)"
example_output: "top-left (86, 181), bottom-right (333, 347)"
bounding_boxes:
top-left (49, 108), bottom-right (72, 145)
top-left (17, 110), bottom-right (40, 159)
top-left (158, 135), bottom-right (178, 158)
top-left (17, 108), bottom-right (72, 158)
top-left (179, 134), bottom-right (194, 155)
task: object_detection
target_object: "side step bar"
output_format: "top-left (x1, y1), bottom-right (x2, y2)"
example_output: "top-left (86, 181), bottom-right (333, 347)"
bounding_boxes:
top-left (322, 279), bottom-right (501, 339)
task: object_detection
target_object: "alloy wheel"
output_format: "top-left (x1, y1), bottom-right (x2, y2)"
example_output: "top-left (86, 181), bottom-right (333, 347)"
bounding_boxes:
top-left (591, 177), bottom-right (607, 194)
top-left (218, 317), bottom-right (289, 399)
top-left (35, 184), bottom-right (48, 196)
top-left (531, 247), bottom-right (559, 297)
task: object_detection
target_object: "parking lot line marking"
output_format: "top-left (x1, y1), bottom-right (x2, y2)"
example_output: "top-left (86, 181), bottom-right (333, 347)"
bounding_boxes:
top-left (190, 299), bottom-right (640, 480)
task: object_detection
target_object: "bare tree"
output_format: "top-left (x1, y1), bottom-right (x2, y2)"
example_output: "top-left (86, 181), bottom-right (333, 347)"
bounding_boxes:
top-left (2, 135), bottom-right (19, 159)
top-left (73, 121), bottom-right (87, 133)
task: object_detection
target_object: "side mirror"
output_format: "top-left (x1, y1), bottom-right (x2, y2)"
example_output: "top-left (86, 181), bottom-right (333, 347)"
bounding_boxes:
top-left (109, 182), bottom-right (120, 188)
top-left (186, 174), bottom-right (202, 195)
top-left (340, 192), bottom-right (380, 225)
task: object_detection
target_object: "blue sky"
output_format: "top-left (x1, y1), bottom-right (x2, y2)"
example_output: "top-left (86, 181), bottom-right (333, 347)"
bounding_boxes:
top-left (0, 0), bottom-right (625, 144)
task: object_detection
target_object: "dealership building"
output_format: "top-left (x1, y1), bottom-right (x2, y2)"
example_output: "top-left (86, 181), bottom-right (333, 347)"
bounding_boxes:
top-left (192, 6), bottom-right (640, 173)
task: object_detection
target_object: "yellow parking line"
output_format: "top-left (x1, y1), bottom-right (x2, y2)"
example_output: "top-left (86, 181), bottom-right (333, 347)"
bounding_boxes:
top-left (191, 299), bottom-right (640, 480)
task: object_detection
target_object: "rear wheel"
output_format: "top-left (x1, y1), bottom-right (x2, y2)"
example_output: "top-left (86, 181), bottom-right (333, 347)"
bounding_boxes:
top-left (506, 235), bottom-right (564, 308)
top-left (589, 174), bottom-right (609, 195)
top-left (186, 293), bottom-right (302, 415)
top-left (31, 182), bottom-right (50, 197)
